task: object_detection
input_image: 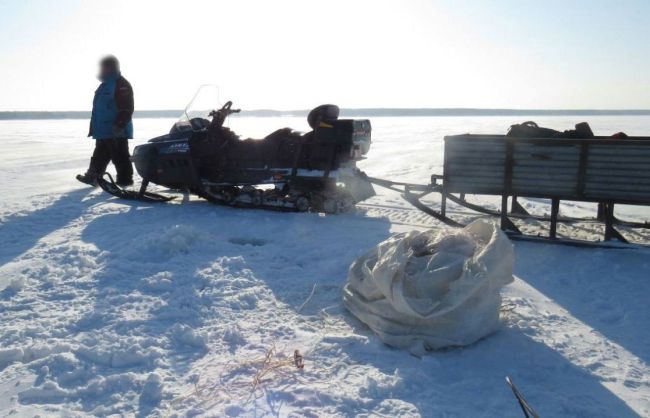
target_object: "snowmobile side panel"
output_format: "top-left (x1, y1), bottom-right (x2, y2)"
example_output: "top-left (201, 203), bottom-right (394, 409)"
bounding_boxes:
top-left (132, 137), bottom-right (201, 189)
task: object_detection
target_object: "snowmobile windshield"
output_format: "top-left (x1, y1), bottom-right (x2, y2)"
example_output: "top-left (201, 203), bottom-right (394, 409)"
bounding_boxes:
top-left (178, 85), bottom-right (221, 131)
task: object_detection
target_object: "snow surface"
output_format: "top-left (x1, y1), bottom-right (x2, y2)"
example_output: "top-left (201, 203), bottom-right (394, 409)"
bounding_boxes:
top-left (0, 116), bottom-right (649, 417)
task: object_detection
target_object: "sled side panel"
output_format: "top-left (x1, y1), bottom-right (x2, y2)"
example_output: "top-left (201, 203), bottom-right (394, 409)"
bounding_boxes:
top-left (444, 136), bottom-right (507, 194)
top-left (511, 141), bottom-right (581, 198)
top-left (443, 135), bottom-right (650, 204)
top-left (584, 144), bottom-right (650, 203)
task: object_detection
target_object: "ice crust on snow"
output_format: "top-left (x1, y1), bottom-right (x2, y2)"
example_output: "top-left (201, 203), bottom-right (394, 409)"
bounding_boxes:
top-left (0, 117), bottom-right (649, 417)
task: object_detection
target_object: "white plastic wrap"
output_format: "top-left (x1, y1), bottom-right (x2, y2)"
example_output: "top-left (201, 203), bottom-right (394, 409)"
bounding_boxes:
top-left (342, 219), bottom-right (514, 351)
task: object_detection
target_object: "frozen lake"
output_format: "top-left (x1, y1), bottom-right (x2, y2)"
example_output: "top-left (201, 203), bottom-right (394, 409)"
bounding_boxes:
top-left (3, 115), bottom-right (650, 218)
top-left (0, 115), bottom-right (649, 417)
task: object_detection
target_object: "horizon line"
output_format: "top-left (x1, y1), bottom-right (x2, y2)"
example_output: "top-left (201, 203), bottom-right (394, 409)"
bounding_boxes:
top-left (2, 108), bottom-right (650, 120)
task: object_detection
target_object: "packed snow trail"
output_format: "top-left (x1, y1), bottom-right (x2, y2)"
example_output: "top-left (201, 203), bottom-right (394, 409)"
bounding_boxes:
top-left (1, 117), bottom-right (649, 417)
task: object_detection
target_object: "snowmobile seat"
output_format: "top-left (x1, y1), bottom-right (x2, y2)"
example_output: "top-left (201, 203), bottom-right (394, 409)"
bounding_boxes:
top-left (263, 128), bottom-right (303, 167)
top-left (216, 130), bottom-right (301, 170)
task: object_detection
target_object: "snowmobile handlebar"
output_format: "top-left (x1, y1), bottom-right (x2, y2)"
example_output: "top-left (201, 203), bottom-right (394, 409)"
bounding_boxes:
top-left (209, 101), bottom-right (241, 117)
top-left (208, 101), bottom-right (241, 128)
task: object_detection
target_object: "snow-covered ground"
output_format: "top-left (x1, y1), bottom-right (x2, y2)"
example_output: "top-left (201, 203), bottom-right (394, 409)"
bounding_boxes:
top-left (0, 116), bottom-right (649, 417)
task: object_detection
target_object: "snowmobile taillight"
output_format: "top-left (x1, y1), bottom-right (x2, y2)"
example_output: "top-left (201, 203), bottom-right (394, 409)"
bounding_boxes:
top-left (273, 174), bottom-right (284, 180)
top-left (350, 119), bottom-right (372, 156)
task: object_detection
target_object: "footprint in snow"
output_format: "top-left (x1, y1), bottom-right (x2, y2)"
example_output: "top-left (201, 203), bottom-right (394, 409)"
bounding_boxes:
top-left (228, 237), bottom-right (268, 247)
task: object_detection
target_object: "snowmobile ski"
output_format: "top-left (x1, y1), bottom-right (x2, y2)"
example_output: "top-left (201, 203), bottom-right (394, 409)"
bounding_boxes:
top-left (98, 173), bottom-right (175, 203)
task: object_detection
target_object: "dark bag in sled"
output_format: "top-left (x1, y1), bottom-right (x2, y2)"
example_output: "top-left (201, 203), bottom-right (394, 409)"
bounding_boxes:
top-left (507, 121), bottom-right (561, 138)
top-left (507, 121), bottom-right (595, 139)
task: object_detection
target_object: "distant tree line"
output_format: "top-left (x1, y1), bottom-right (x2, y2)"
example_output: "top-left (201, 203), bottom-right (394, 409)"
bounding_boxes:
top-left (2, 108), bottom-right (650, 120)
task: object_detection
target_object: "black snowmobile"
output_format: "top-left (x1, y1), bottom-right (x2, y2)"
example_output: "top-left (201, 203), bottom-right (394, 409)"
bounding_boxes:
top-left (98, 89), bottom-right (375, 213)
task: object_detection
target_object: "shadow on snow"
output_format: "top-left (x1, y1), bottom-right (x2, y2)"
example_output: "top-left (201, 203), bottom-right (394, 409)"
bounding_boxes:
top-left (0, 188), bottom-right (97, 269)
top-left (11, 192), bottom-right (644, 417)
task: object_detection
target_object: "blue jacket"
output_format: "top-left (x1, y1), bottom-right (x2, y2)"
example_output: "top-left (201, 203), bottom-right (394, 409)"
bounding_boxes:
top-left (89, 73), bottom-right (134, 140)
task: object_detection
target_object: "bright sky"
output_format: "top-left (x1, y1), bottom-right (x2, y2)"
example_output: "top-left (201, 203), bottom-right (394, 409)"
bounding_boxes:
top-left (1, 0), bottom-right (649, 111)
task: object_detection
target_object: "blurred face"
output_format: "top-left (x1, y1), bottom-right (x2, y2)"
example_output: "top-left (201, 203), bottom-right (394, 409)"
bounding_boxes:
top-left (98, 63), bottom-right (113, 80)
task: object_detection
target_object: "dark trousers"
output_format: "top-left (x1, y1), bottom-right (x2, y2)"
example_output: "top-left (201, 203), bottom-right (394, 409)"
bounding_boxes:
top-left (88, 138), bottom-right (133, 182)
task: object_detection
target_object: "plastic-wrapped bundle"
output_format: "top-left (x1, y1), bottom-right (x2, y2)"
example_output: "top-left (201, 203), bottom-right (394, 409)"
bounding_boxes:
top-left (342, 219), bottom-right (514, 351)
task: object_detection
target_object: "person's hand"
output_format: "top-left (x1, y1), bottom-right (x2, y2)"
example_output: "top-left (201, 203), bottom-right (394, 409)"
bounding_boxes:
top-left (112, 124), bottom-right (126, 138)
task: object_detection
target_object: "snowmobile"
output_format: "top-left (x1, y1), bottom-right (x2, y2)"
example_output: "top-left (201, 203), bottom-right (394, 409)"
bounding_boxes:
top-left (98, 87), bottom-right (375, 213)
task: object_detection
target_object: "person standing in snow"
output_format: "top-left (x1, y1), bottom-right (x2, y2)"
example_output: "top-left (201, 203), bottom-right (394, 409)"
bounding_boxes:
top-left (76, 55), bottom-right (134, 187)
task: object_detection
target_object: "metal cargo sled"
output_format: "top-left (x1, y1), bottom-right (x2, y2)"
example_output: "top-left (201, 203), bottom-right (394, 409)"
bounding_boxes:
top-left (369, 134), bottom-right (650, 247)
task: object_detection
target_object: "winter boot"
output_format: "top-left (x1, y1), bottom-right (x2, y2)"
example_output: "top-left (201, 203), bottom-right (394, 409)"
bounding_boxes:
top-left (76, 172), bottom-right (98, 187)
top-left (116, 178), bottom-right (134, 187)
